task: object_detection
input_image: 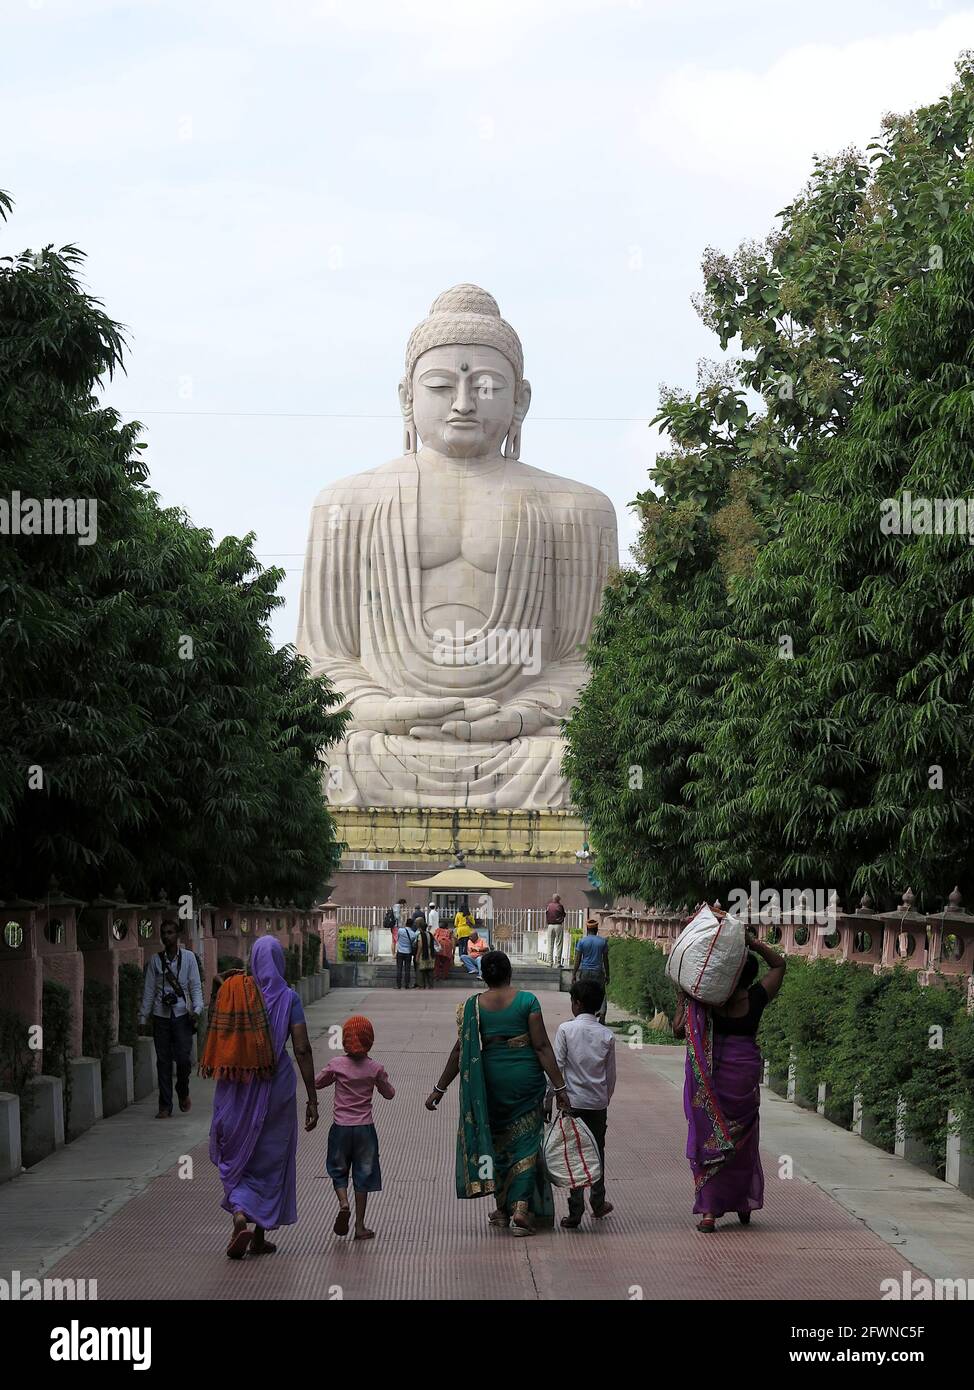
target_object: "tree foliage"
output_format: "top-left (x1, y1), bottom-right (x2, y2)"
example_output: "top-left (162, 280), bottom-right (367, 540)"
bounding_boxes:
top-left (565, 53), bottom-right (974, 910)
top-left (0, 196), bottom-right (348, 905)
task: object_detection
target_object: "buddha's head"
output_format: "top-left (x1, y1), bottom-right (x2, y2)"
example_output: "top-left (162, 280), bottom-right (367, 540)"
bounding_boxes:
top-left (399, 284), bottom-right (531, 460)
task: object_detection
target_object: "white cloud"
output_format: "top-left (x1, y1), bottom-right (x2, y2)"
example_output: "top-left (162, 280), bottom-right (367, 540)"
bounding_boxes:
top-left (6, 0), bottom-right (972, 646)
top-left (637, 13), bottom-right (974, 184)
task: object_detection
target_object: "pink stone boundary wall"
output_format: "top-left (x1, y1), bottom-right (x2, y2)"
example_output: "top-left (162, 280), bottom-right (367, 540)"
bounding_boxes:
top-left (0, 893), bottom-right (333, 1069)
top-left (591, 886), bottom-right (974, 999)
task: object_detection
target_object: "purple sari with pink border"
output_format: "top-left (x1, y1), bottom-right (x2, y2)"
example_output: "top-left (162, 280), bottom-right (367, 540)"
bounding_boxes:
top-left (683, 997), bottom-right (764, 1217)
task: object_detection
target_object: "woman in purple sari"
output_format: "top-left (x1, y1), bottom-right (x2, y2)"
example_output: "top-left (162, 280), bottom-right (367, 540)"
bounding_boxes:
top-left (207, 936), bottom-right (318, 1258)
top-left (674, 928), bottom-right (786, 1233)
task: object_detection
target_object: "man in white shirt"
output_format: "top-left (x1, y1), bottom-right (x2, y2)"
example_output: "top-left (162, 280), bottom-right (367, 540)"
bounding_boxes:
top-left (138, 919), bottom-right (204, 1118)
top-left (545, 977), bottom-right (616, 1227)
top-left (427, 902), bottom-right (440, 931)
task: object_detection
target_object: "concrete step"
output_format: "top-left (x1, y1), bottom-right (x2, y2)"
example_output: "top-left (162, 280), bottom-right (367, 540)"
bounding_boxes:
top-left (328, 961), bottom-right (566, 990)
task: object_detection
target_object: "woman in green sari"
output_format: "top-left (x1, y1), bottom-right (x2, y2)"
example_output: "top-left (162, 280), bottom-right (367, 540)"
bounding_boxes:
top-left (425, 951), bottom-right (570, 1235)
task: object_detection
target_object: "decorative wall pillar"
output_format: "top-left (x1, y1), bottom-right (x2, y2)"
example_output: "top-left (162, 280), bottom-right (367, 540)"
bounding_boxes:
top-left (844, 894), bottom-right (884, 969)
top-left (0, 899), bottom-right (42, 1075)
top-left (318, 899), bottom-right (339, 967)
top-left (36, 888), bottom-right (86, 1060)
top-left (138, 894), bottom-right (169, 967)
top-left (196, 902), bottom-right (219, 985)
top-left (879, 889), bottom-right (928, 973)
top-left (921, 887), bottom-right (974, 984)
top-left (77, 890), bottom-right (145, 1043)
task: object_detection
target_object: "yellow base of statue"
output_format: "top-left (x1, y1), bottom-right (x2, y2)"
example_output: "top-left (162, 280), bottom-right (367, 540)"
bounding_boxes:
top-left (333, 807), bottom-right (587, 864)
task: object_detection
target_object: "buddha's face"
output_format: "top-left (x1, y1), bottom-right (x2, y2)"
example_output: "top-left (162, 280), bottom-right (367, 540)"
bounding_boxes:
top-left (407, 344), bottom-right (525, 459)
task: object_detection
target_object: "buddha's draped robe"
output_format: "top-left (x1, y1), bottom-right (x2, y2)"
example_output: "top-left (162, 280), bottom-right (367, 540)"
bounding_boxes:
top-left (296, 454), bottom-right (617, 809)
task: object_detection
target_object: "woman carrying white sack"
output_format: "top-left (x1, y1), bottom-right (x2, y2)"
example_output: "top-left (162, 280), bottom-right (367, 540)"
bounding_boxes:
top-left (670, 907), bottom-right (786, 1233)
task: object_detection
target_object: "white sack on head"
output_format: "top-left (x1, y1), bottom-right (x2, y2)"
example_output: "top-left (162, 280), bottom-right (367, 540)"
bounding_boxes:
top-left (666, 905), bottom-right (747, 1005)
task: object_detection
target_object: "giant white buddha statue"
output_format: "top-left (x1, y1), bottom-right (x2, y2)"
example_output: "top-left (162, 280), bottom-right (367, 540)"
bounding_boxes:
top-left (296, 284), bottom-right (618, 810)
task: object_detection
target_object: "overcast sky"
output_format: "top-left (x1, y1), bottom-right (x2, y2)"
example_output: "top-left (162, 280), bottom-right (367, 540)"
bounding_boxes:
top-left (5, 0), bottom-right (973, 646)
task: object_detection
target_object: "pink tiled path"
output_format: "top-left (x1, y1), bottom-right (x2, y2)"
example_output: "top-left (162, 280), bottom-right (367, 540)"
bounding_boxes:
top-left (48, 987), bottom-right (914, 1300)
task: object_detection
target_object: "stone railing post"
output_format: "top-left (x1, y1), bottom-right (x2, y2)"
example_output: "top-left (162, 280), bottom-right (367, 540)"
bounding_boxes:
top-left (852, 1088), bottom-right (883, 1146)
top-left (946, 1110), bottom-right (974, 1196)
top-left (894, 1094), bottom-right (937, 1172)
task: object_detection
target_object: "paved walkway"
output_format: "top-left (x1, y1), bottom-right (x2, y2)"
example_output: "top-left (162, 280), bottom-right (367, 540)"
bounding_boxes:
top-left (8, 986), bottom-right (972, 1300)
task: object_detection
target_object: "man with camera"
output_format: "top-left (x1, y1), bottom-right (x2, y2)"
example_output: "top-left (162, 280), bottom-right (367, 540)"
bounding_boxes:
top-left (138, 919), bottom-right (204, 1118)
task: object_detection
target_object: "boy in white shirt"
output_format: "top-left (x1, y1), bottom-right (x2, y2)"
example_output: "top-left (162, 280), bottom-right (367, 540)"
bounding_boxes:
top-left (546, 977), bottom-right (616, 1228)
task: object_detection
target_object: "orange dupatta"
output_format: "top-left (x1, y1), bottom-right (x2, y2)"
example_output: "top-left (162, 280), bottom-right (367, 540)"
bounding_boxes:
top-left (198, 972), bottom-right (276, 1081)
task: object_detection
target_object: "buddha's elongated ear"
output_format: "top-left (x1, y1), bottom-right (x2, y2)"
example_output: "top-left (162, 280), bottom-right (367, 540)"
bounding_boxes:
top-left (398, 379), bottom-right (417, 454)
top-left (504, 378), bottom-right (531, 460)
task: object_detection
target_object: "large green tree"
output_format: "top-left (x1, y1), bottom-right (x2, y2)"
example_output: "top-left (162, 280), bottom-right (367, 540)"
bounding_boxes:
top-left (693, 185), bottom-right (974, 906)
top-left (564, 53), bottom-right (974, 908)
top-left (0, 196), bottom-right (347, 905)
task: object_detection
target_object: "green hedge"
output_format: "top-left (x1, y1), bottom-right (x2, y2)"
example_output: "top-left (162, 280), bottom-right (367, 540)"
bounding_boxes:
top-left (757, 959), bottom-right (963, 1167)
top-left (42, 980), bottom-right (73, 1127)
top-left (0, 1007), bottom-right (33, 1096)
top-left (605, 938), bottom-right (678, 1021)
top-left (217, 955), bottom-right (245, 974)
top-left (117, 963), bottom-right (143, 1049)
top-left (284, 945), bottom-right (302, 984)
top-left (41, 980), bottom-right (71, 1077)
top-left (607, 939), bottom-right (973, 1174)
top-left (81, 979), bottom-right (113, 1070)
top-left (304, 932), bottom-right (321, 976)
top-left (337, 925), bottom-right (368, 961)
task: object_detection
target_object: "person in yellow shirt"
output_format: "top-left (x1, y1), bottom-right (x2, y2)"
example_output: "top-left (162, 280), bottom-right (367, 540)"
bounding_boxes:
top-left (454, 908), bottom-right (474, 957)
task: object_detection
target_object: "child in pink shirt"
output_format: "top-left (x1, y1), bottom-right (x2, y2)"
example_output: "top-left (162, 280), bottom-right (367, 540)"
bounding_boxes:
top-left (315, 1014), bottom-right (395, 1240)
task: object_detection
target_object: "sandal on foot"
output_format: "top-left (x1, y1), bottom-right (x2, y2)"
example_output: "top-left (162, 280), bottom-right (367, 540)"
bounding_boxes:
top-left (226, 1228), bottom-right (253, 1259)
top-left (488, 1211), bottom-right (510, 1229)
top-left (511, 1201), bottom-right (534, 1236)
top-left (354, 1228), bottom-right (375, 1241)
top-left (560, 1214), bottom-right (582, 1229)
top-left (696, 1215), bottom-right (716, 1234)
top-left (333, 1207), bottom-right (351, 1236)
top-left (591, 1202), bottom-right (614, 1219)
top-left (251, 1239), bottom-right (277, 1254)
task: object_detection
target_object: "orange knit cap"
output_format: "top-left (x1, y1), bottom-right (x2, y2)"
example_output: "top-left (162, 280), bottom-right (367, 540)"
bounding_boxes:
top-left (342, 1015), bottom-right (374, 1057)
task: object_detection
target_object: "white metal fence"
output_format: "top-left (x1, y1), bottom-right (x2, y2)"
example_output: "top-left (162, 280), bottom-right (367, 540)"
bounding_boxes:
top-left (495, 908), bottom-right (584, 964)
top-left (334, 903), bottom-right (584, 964)
top-left (336, 905), bottom-right (386, 960)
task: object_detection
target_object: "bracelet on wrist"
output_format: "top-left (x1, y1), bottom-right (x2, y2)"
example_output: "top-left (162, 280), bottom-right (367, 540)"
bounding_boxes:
top-left (433, 1084), bottom-right (445, 1094)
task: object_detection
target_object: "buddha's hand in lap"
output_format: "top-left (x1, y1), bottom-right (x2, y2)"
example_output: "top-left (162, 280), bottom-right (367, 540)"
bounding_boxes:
top-left (408, 698), bottom-right (500, 741)
top-left (439, 703), bottom-right (560, 742)
top-left (352, 695), bottom-right (465, 736)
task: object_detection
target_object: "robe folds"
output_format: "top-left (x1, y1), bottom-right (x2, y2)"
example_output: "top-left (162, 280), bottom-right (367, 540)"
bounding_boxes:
top-left (296, 453), bottom-right (618, 810)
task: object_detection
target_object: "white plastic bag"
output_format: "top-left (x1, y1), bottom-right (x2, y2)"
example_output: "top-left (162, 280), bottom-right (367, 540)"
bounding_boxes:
top-left (543, 1112), bottom-right (603, 1189)
top-left (665, 905), bottom-right (747, 1005)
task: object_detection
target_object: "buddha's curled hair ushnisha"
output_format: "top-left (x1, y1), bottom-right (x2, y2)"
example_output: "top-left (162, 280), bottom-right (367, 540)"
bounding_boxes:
top-left (403, 283), bottom-right (524, 393)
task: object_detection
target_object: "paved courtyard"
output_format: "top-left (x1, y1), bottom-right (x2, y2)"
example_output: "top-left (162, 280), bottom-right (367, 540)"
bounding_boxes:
top-left (30, 985), bottom-right (934, 1301)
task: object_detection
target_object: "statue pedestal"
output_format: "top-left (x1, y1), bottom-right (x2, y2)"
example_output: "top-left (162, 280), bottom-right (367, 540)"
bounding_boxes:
top-left (333, 807), bottom-right (587, 864)
top-left (331, 808), bottom-right (591, 913)
top-left (333, 807), bottom-right (591, 907)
